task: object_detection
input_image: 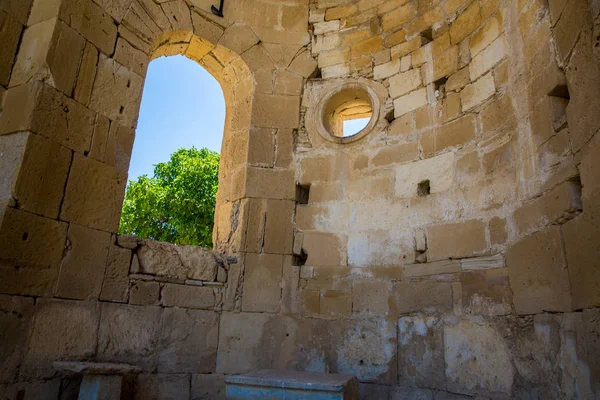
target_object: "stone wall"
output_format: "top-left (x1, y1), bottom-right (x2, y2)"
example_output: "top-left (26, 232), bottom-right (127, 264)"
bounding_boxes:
top-left (0, 0), bottom-right (599, 399)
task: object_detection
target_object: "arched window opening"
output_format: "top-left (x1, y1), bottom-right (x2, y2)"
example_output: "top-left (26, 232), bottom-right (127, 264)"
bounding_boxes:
top-left (119, 55), bottom-right (226, 248)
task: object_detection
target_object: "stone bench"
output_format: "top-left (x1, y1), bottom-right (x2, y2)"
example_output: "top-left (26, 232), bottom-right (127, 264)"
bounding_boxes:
top-left (225, 369), bottom-right (360, 399)
top-left (53, 361), bottom-right (141, 400)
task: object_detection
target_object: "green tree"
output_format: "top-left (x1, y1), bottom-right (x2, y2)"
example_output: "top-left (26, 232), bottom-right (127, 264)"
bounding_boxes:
top-left (119, 147), bottom-right (220, 248)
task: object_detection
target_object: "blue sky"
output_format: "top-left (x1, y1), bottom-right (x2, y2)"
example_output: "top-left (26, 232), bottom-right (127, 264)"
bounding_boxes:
top-left (128, 55), bottom-right (226, 180)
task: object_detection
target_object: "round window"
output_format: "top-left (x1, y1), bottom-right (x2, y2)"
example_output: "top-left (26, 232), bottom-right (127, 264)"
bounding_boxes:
top-left (313, 81), bottom-right (382, 144)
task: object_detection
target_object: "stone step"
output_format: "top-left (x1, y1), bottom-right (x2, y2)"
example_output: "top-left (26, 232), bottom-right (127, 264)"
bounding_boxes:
top-left (225, 369), bottom-right (360, 399)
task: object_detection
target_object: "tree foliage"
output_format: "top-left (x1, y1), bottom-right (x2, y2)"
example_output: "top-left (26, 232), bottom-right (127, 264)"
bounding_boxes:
top-left (119, 147), bottom-right (220, 247)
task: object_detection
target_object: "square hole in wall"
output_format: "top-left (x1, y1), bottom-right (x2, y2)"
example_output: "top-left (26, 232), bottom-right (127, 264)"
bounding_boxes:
top-left (418, 180), bottom-right (431, 196)
top-left (296, 184), bottom-right (310, 204)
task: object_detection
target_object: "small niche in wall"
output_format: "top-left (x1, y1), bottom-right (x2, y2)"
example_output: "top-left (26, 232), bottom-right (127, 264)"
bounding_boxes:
top-left (434, 76), bottom-right (448, 100)
top-left (421, 28), bottom-right (433, 44)
top-left (296, 184), bottom-right (311, 205)
top-left (418, 180), bottom-right (431, 197)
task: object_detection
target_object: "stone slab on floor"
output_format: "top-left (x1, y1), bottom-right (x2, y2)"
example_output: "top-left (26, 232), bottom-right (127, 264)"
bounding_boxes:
top-left (225, 370), bottom-right (360, 399)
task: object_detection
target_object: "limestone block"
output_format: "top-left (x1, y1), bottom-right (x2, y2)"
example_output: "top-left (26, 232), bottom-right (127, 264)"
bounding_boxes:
top-left (553, 0), bottom-right (587, 63)
top-left (59, 0), bottom-right (118, 55)
top-left (252, 93), bottom-right (300, 129)
top-left (92, 0), bottom-right (132, 22)
top-left (137, 240), bottom-right (219, 281)
top-left (391, 387), bottom-right (434, 399)
top-left (460, 73), bottom-right (495, 112)
top-left (563, 213), bottom-right (600, 310)
top-left (60, 153), bottom-right (127, 232)
top-left (394, 87), bottom-right (428, 118)
top-left (437, 114), bottom-right (476, 152)
top-left (469, 34), bottom-right (506, 81)
top-left (329, 317), bottom-right (397, 383)
top-left (134, 374), bottom-right (190, 400)
top-left (398, 315), bottom-right (445, 389)
top-left (481, 95), bottom-right (517, 136)
top-left (393, 281), bottom-right (453, 314)
top-left (98, 303), bottom-right (162, 370)
top-left (352, 280), bottom-right (390, 314)
top-left (460, 268), bottom-right (512, 316)
top-left (0, 294), bottom-right (34, 383)
top-left (10, 18), bottom-right (85, 96)
top-left (129, 280), bottom-right (160, 305)
top-left (192, 374), bottom-right (226, 400)
top-left (389, 68), bottom-right (422, 99)
top-left (444, 318), bottom-right (514, 395)
top-left (263, 200), bottom-right (294, 254)
top-left (0, 206), bottom-right (67, 270)
top-left (0, 263), bottom-right (60, 297)
top-left (22, 299), bottom-right (99, 378)
top-left (274, 70), bottom-right (303, 96)
top-left (302, 231), bottom-right (346, 266)
top-left (242, 253), bottom-right (283, 313)
top-left (432, 45), bottom-right (459, 83)
top-left (89, 55), bottom-right (143, 128)
top-left (514, 181), bottom-right (583, 236)
top-left (162, 283), bottom-right (215, 310)
top-left (243, 167), bottom-right (295, 200)
top-left (100, 244), bottom-right (132, 303)
top-left (312, 33), bottom-right (341, 55)
top-left (217, 312), bottom-right (275, 374)
top-left (288, 49), bottom-right (318, 78)
top-left (114, 37), bottom-right (148, 78)
top-left (0, 0), bottom-right (33, 24)
top-left (446, 67), bottom-right (470, 92)
top-left (0, 132), bottom-right (71, 219)
top-left (382, 2), bottom-right (416, 32)
top-left (219, 24), bottom-right (259, 55)
top-left (391, 36), bottom-right (425, 60)
top-left (348, 229), bottom-right (415, 266)
top-left (0, 11), bottom-right (22, 87)
top-left (56, 224), bottom-right (111, 300)
top-left (0, 379), bottom-right (61, 400)
top-left (371, 142), bottom-right (419, 167)
top-left (395, 152), bottom-right (456, 199)
top-left (0, 81), bottom-right (96, 153)
top-left (319, 290), bottom-right (352, 318)
top-left (470, 11), bottom-right (503, 57)
top-left (449, 1), bottom-right (481, 44)
top-left (192, 10), bottom-right (224, 44)
top-left (426, 219), bottom-right (487, 261)
top-left (352, 36), bottom-right (383, 59)
top-left (74, 42), bottom-right (99, 106)
top-left (402, 260), bottom-right (461, 278)
top-left (565, 29), bottom-right (600, 153)
top-left (373, 58), bottom-right (400, 80)
top-left (506, 226), bottom-right (572, 314)
top-left (489, 217), bottom-right (507, 245)
top-left (158, 308), bottom-right (219, 373)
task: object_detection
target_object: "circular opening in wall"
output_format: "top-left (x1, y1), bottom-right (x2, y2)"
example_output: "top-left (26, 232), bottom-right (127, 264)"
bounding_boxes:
top-left (322, 87), bottom-right (374, 139)
top-left (314, 81), bottom-right (384, 144)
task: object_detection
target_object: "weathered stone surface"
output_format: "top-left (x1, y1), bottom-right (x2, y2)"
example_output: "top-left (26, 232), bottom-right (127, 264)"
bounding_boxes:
top-left (0, 11), bottom-right (22, 87)
top-left (426, 220), bottom-right (487, 262)
top-left (60, 153), bottom-right (127, 232)
top-left (444, 318), bottom-right (514, 395)
top-left (98, 303), bottom-right (162, 370)
top-left (23, 299), bottom-right (100, 379)
top-left (330, 317), bottom-right (397, 384)
top-left (460, 268), bottom-right (512, 316)
top-left (137, 240), bottom-right (219, 281)
top-left (0, 379), bottom-right (61, 400)
top-left (0, 206), bottom-right (67, 271)
top-left (393, 281), bottom-right (453, 314)
top-left (129, 280), bottom-right (160, 305)
top-left (56, 224), bottom-right (111, 300)
top-left (53, 361), bottom-right (142, 375)
top-left (0, 294), bottom-right (34, 383)
top-left (217, 312), bottom-right (275, 374)
top-left (59, 0), bottom-right (118, 55)
top-left (134, 374), bottom-right (190, 400)
top-left (506, 226), bottom-right (572, 314)
top-left (242, 253), bottom-right (283, 313)
top-left (192, 374), bottom-right (226, 400)
top-left (10, 18), bottom-right (85, 96)
top-left (0, 132), bottom-right (71, 219)
top-left (158, 308), bottom-right (219, 374)
top-left (0, 81), bottom-right (95, 153)
top-left (89, 55), bottom-right (143, 128)
top-left (100, 244), bottom-right (131, 303)
top-left (398, 315), bottom-right (445, 389)
top-left (161, 283), bottom-right (215, 310)
top-left (352, 280), bottom-right (390, 315)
